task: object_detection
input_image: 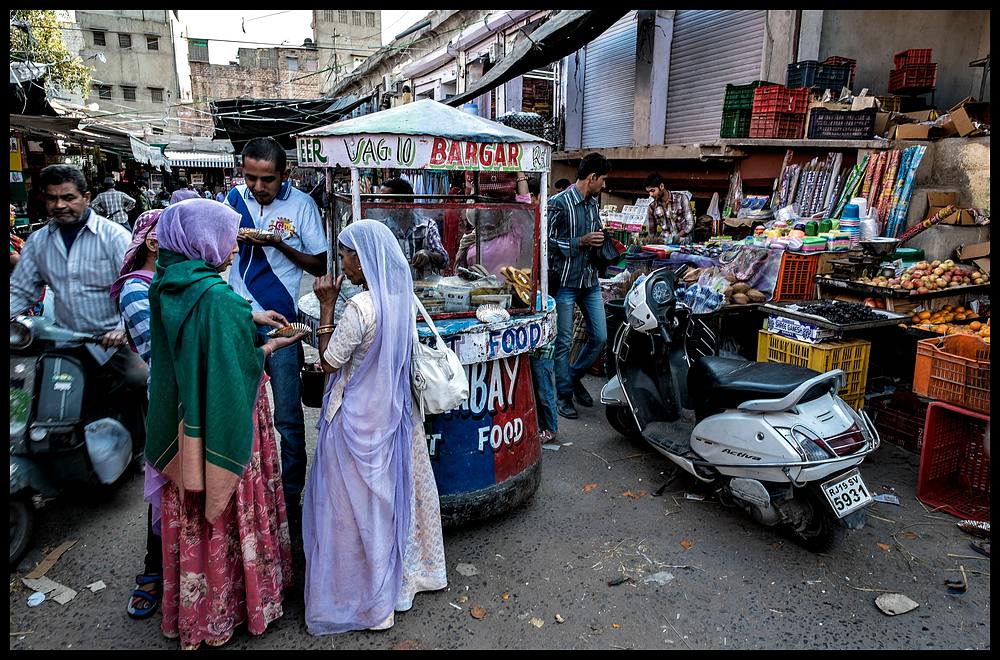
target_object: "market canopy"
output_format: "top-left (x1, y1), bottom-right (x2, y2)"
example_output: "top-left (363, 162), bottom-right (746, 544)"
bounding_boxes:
top-left (163, 151), bottom-right (235, 169)
top-left (296, 99), bottom-right (552, 172)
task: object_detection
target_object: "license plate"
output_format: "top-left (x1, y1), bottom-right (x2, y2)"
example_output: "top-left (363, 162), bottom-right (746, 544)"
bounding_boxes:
top-left (820, 469), bottom-right (872, 518)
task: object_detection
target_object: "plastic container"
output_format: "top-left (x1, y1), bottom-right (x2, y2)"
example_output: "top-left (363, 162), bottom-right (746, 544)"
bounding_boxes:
top-left (912, 334), bottom-right (990, 414)
top-left (625, 252), bottom-right (655, 275)
top-left (771, 252), bottom-right (821, 301)
top-left (752, 86), bottom-right (810, 114)
top-left (720, 108), bottom-right (752, 138)
top-left (84, 418), bottom-right (133, 484)
top-left (723, 80), bottom-right (778, 110)
top-left (894, 48), bottom-right (933, 69)
top-left (869, 391), bottom-right (929, 453)
top-left (889, 63), bottom-right (938, 94)
top-left (786, 60), bottom-right (853, 90)
top-left (756, 330), bottom-right (871, 405)
top-left (749, 112), bottom-right (806, 139)
top-left (821, 56), bottom-right (857, 87)
top-left (440, 284), bottom-right (472, 312)
top-left (891, 247), bottom-right (924, 262)
top-left (806, 107), bottom-right (877, 140)
top-left (917, 402), bottom-right (990, 521)
top-left (876, 95), bottom-right (902, 113)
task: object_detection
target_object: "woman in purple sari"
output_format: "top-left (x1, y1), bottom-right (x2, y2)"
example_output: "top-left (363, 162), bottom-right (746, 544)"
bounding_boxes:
top-left (304, 219), bottom-right (447, 634)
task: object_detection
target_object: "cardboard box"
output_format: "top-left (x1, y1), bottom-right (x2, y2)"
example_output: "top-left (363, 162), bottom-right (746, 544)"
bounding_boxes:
top-left (948, 97), bottom-right (991, 137)
top-left (957, 241), bottom-right (990, 274)
top-left (925, 191), bottom-right (975, 226)
top-left (895, 123), bottom-right (933, 140)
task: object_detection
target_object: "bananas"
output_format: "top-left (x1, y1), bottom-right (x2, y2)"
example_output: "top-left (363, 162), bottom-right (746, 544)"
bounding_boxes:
top-left (501, 266), bottom-right (533, 305)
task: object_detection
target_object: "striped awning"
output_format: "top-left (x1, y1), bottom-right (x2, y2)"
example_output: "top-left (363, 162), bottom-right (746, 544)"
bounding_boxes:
top-left (164, 151), bottom-right (235, 168)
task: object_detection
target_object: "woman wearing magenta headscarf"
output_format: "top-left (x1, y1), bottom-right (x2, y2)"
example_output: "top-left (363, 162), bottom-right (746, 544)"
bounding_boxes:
top-left (145, 198), bottom-right (303, 649)
top-left (304, 219), bottom-right (447, 634)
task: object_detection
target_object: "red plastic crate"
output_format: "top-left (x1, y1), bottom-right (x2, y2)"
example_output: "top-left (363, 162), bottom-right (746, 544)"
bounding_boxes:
top-left (749, 112), bottom-right (805, 139)
top-left (822, 56), bottom-right (857, 87)
top-left (894, 48), bottom-right (933, 69)
top-left (917, 402), bottom-right (990, 521)
top-left (869, 392), bottom-right (928, 453)
top-left (771, 252), bottom-right (819, 300)
top-left (752, 86), bottom-right (810, 114)
top-left (889, 63), bottom-right (938, 93)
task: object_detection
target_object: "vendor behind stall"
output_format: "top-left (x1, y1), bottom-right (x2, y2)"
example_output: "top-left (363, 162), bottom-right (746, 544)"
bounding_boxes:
top-left (371, 178), bottom-right (449, 280)
top-left (644, 173), bottom-right (693, 244)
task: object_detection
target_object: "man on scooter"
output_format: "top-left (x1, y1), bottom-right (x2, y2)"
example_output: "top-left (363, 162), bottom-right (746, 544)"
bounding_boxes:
top-left (9, 165), bottom-right (140, 428)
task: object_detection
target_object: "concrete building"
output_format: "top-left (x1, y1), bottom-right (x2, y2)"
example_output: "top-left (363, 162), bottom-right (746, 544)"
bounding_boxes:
top-left (311, 9), bottom-right (383, 94)
top-left (73, 10), bottom-right (186, 138)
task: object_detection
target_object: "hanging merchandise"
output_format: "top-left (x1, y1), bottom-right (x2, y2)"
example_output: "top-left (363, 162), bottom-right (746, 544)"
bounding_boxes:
top-left (832, 154), bottom-right (869, 219)
top-left (874, 149), bottom-right (901, 228)
top-left (724, 170), bottom-right (743, 218)
top-left (885, 145), bottom-right (927, 237)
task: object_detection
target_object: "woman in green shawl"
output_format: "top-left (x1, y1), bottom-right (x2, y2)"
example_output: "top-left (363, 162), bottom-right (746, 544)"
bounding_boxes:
top-left (145, 199), bottom-right (306, 650)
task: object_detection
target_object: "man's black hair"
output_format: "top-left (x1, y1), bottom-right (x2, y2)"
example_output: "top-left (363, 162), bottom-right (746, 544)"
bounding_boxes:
top-left (576, 153), bottom-right (611, 181)
top-left (380, 177), bottom-right (414, 195)
top-left (644, 173), bottom-right (665, 189)
top-left (242, 137), bottom-right (287, 172)
top-left (527, 176), bottom-right (541, 197)
top-left (39, 164), bottom-right (88, 195)
top-left (103, 177), bottom-right (116, 189)
top-left (553, 178), bottom-right (572, 192)
top-left (177, 177), bottom-right (189, 188)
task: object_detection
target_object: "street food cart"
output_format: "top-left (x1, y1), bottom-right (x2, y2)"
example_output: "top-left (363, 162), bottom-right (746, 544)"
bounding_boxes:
top-left (295, 100), bottom-right (554, 525)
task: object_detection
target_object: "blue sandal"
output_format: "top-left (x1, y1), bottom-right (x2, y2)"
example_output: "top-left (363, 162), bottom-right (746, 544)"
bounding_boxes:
top-left (126, 573), bottom-right (162, 620)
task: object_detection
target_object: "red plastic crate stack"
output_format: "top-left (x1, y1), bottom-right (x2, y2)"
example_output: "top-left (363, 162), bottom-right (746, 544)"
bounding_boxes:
top-left (889, 49), bottom-right (937, 94)
top-left (749, 86), bottom-right (808, 139)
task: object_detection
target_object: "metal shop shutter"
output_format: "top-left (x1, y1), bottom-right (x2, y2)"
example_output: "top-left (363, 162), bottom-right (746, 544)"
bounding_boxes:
top-left (664, 10), bottom-right (766, 144)
top-left (581, 11), bottom-right (638, 149)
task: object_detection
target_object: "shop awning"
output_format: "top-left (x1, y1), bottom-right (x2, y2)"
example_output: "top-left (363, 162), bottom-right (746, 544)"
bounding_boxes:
top-left (446, 9), bottom-right (630, 107)
top-left (164, 151), bottom-right (235, 168)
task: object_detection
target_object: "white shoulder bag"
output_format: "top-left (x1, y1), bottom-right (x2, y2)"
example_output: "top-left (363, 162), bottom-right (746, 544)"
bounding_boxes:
top-left (411, 295), bottom-right (470, 417)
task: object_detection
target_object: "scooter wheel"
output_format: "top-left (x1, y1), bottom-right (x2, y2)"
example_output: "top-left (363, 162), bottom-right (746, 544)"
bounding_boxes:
top-left (787, 490), bottom-right (844, 553)
top-left (605, 406), bottom-right (642, 440)
top-left (10, 498), bottom-right (35, 569)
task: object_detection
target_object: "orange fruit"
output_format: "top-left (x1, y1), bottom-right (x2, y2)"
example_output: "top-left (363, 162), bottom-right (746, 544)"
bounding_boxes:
top-left (912, 315), bottom-right (922, 323)
top-left (955, 306), bottom-right (966, 314)
top-left (970, 321), bottom-right (982, 331)
top-left (918, 310), bottom-right (932, 320)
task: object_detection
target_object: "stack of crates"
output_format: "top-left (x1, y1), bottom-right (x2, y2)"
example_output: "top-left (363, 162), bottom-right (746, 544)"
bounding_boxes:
top-left (721, 80), bottom-right (776, 138)
top-left (787, 60), bottom-right (854, 91)
top-left (749, 85), bottom-right (810, 139)
top-left (889, 49), bottom-right (937, 94)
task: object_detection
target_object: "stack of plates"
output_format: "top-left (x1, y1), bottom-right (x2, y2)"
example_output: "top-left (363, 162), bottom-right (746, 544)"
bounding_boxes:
top-left (839, 219), bottom-right (861, 247)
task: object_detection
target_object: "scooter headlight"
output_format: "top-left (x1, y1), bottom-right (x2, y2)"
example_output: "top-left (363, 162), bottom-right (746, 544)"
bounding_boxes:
top-left (10, 320), bottom-right (32, 349)
top-left (651, 280), bottom-right (672, 305)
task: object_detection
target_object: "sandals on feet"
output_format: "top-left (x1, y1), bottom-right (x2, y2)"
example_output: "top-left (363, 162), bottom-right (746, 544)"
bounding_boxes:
top-left (126, 573), bottom-right (162, 620)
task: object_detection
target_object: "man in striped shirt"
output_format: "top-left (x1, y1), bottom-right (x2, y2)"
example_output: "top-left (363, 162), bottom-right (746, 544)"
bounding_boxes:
top-left (91, 177), bottom-right (136, 228)
top-left (547, 153), bottom-right (611, 420)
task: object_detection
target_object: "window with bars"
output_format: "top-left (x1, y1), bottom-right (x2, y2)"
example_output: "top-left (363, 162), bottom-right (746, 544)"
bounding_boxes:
top-left (366, 12), bottom-right (376, 27)
top-left (189, 39), bottom-right (209, 62)
top-left (323, 10), bottom-right (335, 22)
top-left (306, 59), bottom-right (318, 72)
top-left (352, 11), bottom-right (362, 26)
top-left (259, 52), bottom-right (272, 68)
top-left (93, 84), bottom-right (112, 100)
top-left (93, 31), bottom-right (106, 46)
top-left (150, 87), bottom-right (164, 103)
top-left (339, 10), bottom-right (348, 23)
top-left (146, 35), bottom-right (159, 51)
top-left (287, 57), bottom-right (299, 71)
top-left (121, 86), bottom-right (137, 101)
top-left (118, 33), bottom-right (132, 49)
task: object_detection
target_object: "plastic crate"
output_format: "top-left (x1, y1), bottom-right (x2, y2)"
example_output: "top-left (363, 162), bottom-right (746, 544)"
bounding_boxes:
top-left (756, 330), bottom-right (870, 405)
top-left (771, 252), bottom-right (820, 301)
top-left (917, 402), bottom-right (990, 521)
top-left (889, 63), bottom-right (938, 94)
top-left (749, 112), bottom-right (805, 139)
top-left (894, 48), bottom-right (933, 69)
top-left (720, 108), bottom-right (752, 138)
top-left (840, 392), bottom-right (864, 411)
top-left (787, 60), bottom-right (853, 90)
top-left (912, 334), bottom-right (990, 414)
top-left (724, 81), bottom-right (778, 111)
top-left (822, 56), bottom-right (857, 87)
top-left (876, 95), bottom-right (901, 112)
top-left (868, 392), bottom-right (928, 452)
top-left (806, 107), bottom-right (877, 140)
top-left (752, 85), bottom-right (810, 114)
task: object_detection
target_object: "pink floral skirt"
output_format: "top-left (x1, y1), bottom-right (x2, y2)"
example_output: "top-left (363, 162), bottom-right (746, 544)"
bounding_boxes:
top-left (159, 380), bottom-right (293, 650)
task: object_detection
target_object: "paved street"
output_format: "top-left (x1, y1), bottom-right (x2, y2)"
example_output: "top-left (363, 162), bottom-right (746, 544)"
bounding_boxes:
top-left (8, 377), bottom-right (991, 650)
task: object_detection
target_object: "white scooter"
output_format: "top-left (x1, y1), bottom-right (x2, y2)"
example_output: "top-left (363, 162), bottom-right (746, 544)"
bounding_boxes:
top-left (601, 267), bottom-right (880, 551)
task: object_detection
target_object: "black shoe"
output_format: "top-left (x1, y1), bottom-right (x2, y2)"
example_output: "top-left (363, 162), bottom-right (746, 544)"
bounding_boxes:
top-left (573, 381), bottom-right (594, 407)
top-left (557, 397), bottom-right (579, 420)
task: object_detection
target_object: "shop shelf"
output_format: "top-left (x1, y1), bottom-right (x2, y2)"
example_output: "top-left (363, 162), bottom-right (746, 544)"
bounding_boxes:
top-left (894, 48), bottom-right (933, 69)
top-left (752, 85), bottom-right (810, 114)
top-left (806, 107), bottom-right (877, 140)
top-left (756, 330), bottom-right (871, 405)
top-left (912, 334), bottom-right (990, 414)
top-left (868, 391), bottom-right (928, 453)
top-left (917, 402), bottom-right (990, 521)
top-left (720, 108), bottom-right (752, 138)
top-left (822, 56), bottom-right (857, 87)
top-left (889, 63), bottom-right (938, 94)
top-left (748, 111), bottom-right (805, 139)
top-left (787, 60), bottom-right (853, 90)
top-left (723, 80), bottom-right (778, 111)
top-left (876, 95), bottom-right (902, 112)
top-left (771, 252), bottom-right (820, 301)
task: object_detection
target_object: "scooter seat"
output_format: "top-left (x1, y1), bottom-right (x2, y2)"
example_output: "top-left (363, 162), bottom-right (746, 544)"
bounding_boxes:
top-left (689, 356), bottom-right (821, 413)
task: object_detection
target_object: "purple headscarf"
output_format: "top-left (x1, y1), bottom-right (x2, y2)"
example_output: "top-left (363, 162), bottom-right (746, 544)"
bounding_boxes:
top-left (303, 219), bottom-right (416, 634)
top-left (169, 188), bottom-right (201, 204)
top-left (110, 209), bottom-right (162, 303)
top-left (157, 198), bottom-right (240, 266)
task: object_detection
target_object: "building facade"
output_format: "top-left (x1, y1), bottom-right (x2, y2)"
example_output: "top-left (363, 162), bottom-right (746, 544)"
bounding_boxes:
top-left (311, 9), bottom-right (383, 94)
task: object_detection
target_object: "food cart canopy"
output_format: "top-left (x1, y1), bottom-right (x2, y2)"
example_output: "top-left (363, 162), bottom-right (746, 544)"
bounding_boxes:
top-left (296, 99), bottom-right (552, 172)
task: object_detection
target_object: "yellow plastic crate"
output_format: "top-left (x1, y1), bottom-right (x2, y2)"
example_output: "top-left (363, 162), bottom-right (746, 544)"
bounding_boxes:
top-left (756, 330), bottom-right (871, 402)
top-left (839, 392), bottom-right (865, 412)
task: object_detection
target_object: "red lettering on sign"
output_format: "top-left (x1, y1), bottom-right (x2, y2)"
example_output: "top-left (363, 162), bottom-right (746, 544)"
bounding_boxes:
top-left (493, 143), bottom-right (508, 167)
top-left (464, 142), bottom-right (479, 168)
top-left (508, 144), bottom-right (520, 166)
top-left (492, 357), bottom-right (539, 482)
top-left (430, 138), bottom-right (449, 166)
top-left (448, 140), bottom-right (464, 166)
top-left (479, 143), bottom-right (493, 167)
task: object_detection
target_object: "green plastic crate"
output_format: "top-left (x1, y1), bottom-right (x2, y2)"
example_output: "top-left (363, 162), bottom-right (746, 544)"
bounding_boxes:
top-left (720, 108), bottom-right (752, 138)
top-left (723, 81), bottom-right (777, 111)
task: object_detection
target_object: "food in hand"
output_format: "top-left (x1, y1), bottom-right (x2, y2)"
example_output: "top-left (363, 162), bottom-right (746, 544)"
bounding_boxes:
top-left (267, 322), bottom-right (312, 338)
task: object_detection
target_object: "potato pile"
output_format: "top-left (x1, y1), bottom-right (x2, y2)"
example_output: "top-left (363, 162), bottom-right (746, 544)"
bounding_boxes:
top-left (680, 268), bottom-right (766, 305)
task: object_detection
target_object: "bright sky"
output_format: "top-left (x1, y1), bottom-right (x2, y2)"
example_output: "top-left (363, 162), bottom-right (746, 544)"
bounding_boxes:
top-left (179, 10), bottom-right (430, 65)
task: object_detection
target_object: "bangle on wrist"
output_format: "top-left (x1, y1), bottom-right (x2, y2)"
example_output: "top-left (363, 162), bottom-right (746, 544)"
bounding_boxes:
top-left (317, 327), bottom-right (335, 336)
top-left (317, 324), bottom-right (335, 332)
